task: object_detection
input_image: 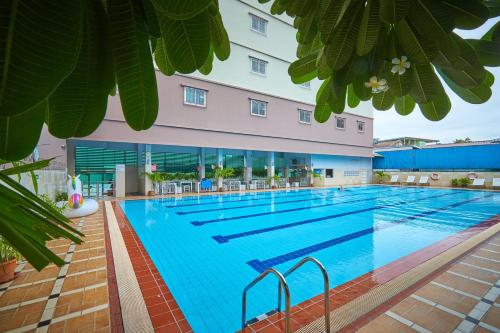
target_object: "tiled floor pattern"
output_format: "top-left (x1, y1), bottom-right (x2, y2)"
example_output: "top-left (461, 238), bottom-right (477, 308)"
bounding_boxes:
top-left (112, 202), bottom-right (193, 333)
top-left (0, 204), bottom-right (111, 333)
top-left (357, 234), bottom-right (500, 333)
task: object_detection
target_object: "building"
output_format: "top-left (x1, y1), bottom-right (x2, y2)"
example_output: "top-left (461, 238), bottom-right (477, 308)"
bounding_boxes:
top-left (37, 0), bottom-right (374, 196)
top-left (373, 137), bottom-right (439, 148)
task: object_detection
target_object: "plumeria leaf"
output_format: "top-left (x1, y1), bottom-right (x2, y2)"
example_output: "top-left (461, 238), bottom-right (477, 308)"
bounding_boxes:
top-left (150, 0), bottom-right (212, 19)
top-left (209, 11), bottom-right (231, 61)
top-left (466, 39), bottom-right (500, 67)
top-left (379, 0), bottom-right (410, 24)
top-left (396, 19), bottom-right (437, 65)
top-left (347, 84), bottom-right (361, 108)
top-left (357, 0), bottom-right (380, 56)
top-left (410, 63), bottom-right (441, 103)
top-left (418, 91), bottom-right (451, 121)
top-left (442, 0), bottom-right (489, 30)
top-left (395, 95), bottom-right (416, 115)
top-left (372, 88), bottom-right (395, 110)
top-left (289, 52), bottom-right (320, 84)
top-left (314, 79), bottom-right (333, 122)
top-left (438, 68), bottom-right (492, 103)
top-left (319, 0), bottom-right (351, 44)
top-left (154, 38), bottom-right (175, 75)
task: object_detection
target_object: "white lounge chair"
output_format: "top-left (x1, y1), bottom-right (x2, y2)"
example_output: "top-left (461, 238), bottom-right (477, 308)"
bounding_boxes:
top-left (403, 175), bottom-right (416, 185)
top-left (470, 178), bottom-right (485, 188)
top-left (492, 178), bottom-right (500, 188)
top-left (389, 175), bottom-right (399, 184)
top-left (418, 176), bottom-right (430, 186)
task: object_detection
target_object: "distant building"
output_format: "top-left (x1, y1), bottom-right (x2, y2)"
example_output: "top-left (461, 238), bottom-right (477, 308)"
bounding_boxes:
top-left (373, 137), bottom-right (439, 148)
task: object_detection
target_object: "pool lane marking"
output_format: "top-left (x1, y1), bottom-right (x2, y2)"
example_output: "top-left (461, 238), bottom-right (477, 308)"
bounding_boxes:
top-left (192, 189), bottom-right (430, 226)
top-left (246, 194), bottom-right (493, 272)
top-left (166, 186), bottom-right (384, 208)
top-left (211, 192), bottom-right (465, 243)
top-left (177, 187), bottom-right (397, 215)
top-left (164, 188), bottom-right (332, 208)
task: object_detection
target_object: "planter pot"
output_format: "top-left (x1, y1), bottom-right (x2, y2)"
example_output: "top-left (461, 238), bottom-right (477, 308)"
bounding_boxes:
top-left (0, 258), bottom-right (17, 283)
top-left (147, 190), bottom-right (156, 196)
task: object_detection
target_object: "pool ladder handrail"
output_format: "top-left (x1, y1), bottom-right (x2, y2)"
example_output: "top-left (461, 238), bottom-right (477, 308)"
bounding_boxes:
top-left (241, 257), bottom-right (330, 333)
top-left (242, 268), bottom-right (291, 332)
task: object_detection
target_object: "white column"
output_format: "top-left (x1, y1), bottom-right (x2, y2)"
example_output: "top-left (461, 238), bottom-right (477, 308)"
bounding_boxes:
top-left (199, 147), bottom-right (206, 179)
top-left (244, 150), bottom-right (253, 181)
top-left (267, 151), bottom-right (275, 187)
top-left (216, 148), bottom-right (224, 190)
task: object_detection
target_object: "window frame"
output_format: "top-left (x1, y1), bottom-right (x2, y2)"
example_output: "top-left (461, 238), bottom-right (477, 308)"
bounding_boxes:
top-left (249, 56), bottom-right (268, 76)
top-left (183, 86), bottom-right (207, 108)
top-left (250, 99), bottom-right (268, 118)
top-left (298, 109), bottom-right (312, 125)
top-left (249, 13), bottom-right (268, 35)
top-left (357, 120), bottom-right (365, 133)
top-left (335, 116), bottom-right (346, 130)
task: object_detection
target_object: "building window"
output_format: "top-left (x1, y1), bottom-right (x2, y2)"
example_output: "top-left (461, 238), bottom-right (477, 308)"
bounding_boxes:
top-left (183, 86), bottom-right (206, 107)
top-left (250, 13), bottom-right (267, 34)
top-left (357, 120), bottom-right (365, 132)
top-left (250, 57), bottom-right (267, 75)
top-left (250, 99), bottom-right (267, 117)
top-left (325, 169), bottom-right (333, 178)
top-left (300, 81), bottom-right (311, 89)
top-left (344, 170), bottom-right (360, 177)
top-left (336, 116), bottom-right (346, 129)
top-left (298, 109), bottom-right (312, 124)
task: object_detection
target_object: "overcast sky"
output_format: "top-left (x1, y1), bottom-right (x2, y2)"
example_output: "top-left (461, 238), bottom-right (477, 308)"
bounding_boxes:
top-left (373, 19), bottom-right (500, 143)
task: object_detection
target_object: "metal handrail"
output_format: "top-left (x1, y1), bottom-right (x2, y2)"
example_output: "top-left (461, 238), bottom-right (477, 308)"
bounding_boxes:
top-left (278, 257), bottom-right (331, 333)
top-left (242, 268), bottom-right (291, 333)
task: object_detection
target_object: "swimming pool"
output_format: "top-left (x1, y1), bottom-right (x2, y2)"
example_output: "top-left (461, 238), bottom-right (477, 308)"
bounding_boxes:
top-left (119, 186), bottom-right (500, 332)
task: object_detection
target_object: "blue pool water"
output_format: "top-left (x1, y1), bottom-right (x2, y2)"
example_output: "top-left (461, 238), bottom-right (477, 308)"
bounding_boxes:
top-left (120, 186), bottom-right (500, 332)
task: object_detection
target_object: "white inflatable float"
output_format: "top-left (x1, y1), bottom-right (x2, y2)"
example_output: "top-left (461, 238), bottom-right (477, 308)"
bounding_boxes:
top-left (60, 175), bottom-right (98, 218)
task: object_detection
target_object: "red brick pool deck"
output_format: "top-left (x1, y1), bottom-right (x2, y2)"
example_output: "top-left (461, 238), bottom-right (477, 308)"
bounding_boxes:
top-left (1, 194), bottom-right (499, 333)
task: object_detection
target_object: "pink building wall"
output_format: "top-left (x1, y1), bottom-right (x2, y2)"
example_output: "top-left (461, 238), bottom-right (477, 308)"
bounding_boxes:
top-left (85, 72), bottom-right (373, 157)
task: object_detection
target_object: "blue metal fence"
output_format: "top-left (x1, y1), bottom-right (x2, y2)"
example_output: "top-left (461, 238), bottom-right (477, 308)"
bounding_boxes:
top-left (373, 144), bottom-right (500, 170)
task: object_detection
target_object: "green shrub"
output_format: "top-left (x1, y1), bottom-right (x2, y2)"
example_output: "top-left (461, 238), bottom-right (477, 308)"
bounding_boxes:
top-left (55, 192), bottom-right (68, 202)
top-left (451, 178), bottom-right (459, 187)
top-left (459, 177), bottom-right (472, 187)
top-left (0, 237), bottom-right (21, 262)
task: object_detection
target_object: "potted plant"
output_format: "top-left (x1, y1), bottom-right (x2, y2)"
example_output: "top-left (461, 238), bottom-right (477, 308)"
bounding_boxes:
top-left (142, 172), bottom-right (165, 195)
top-left (451, 178), bottom-right (459, 187)
top-left (374, 171), bottom-right (389, 184)
top-left (459, 177), bottom-right (472, 187)
top-left (266, 175), bottom-right (281, 189)
top-left (0, 237), bottom-right (21, 283)
top-left (213, 166), bottom-right (235, 191)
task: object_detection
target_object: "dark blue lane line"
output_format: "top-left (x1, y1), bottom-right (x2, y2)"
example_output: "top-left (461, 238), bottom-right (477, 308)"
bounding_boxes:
top-left (176, 187), bottom-right (397, 215)
top-left (192, 189), bottom-right (429, 226)
top-left (164, 188), bottom-right (334, 208)
top-left (211, 191), bottom-right (459, 243)
top-left (246, 194), bottom-right (493, 272)
top-left (166, 186), bottom-right (386, 209)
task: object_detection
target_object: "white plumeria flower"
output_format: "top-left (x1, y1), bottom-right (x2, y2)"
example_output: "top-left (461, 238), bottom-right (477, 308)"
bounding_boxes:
top-left (391, 56), bottom-right (411, 75)
top-left (364, 76), bottom-right (389, 94)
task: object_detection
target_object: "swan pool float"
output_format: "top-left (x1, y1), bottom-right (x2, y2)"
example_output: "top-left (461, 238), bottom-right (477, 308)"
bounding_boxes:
top-left (59, 175), bottom-right (98, 218)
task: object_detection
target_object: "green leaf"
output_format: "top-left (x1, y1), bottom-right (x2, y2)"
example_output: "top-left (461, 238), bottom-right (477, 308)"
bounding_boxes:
top-left (438, 68), bottom-right (492, 104)
top-left (150, 0), bottom-right (212, 19)
top-left (442, 0), bottom-right (489, 30)
top-left (46, 0), bottom-right (112, 139)
top-left (142, 0), bottom-right (161, 37)
top-left (353, 75), bottom-right (372, 101)
top-left (347, 84), bottom-right (360, 107)
top-left (482, 20), bottom-right (500, 42)
top-left (379, 0), bottom-right (410, 24)
top-left (199, 48), bottom-right (214, 75)
top-left (0, 158), bottom-right (52, 176)
top-left (395, 19), bottom-right (437, 65)
top-left (438, 35), bottom-right (485, 88)
top-left (0, 0), bottom-right (84, 116)
top-left (325, 0), bottom-right (363, 70)
top-left (154, 38), bottom-right (175, 75)
top-left (357, 0), bottom-right (380, 56)
top-left (0, 101), bottom-right (46, 160)
top-left (483, 0), bottom-right (500, 18)
top-left (327, 77), bottom-right (347, 114)
top-left (289, 52), bottom-right (319, 84)
top-left (209, 11), bottom-right (230, 61)
top-left (418, 92), bottom-right (451, 121)
top-left (161, 10), bottom-right (211, 73)
top-left (298, 11), bottom-right (318, 45)
top-left (466, 39), bottom-right (500, 67)
top-left (395, 95), bottom-right (416, 115)
top-left (108, 0), bottom-right (159, 130)
top-left (372, 88), bottom-right (394, 110)
top-left (410, 63), bottom-right (441, 103)
top-left (314, 79), bottom-right (332, 122)
top-left (319, 0), bottom-right (350, 44)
